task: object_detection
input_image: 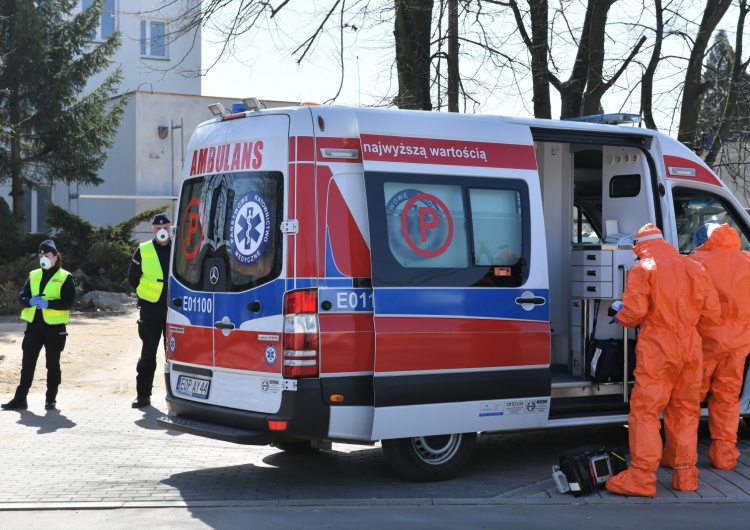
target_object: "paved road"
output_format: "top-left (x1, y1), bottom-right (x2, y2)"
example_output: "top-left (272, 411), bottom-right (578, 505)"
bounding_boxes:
top-left (2, 385), bottom-right (750, 510)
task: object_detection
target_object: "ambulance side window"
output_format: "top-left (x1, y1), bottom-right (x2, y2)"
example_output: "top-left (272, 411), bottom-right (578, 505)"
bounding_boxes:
top-left (367, 172), bottom-right (530, 288)
top-left (383, 182), bottom-right (469, 269)
top-left (672, 186), bottom-right (750, 253)
top-left (469, 188), bottom-right (522, 266)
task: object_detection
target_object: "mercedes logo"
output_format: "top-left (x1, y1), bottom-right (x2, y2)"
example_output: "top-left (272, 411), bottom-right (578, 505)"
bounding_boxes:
top-left (209, 266), bottom-right (220, 285)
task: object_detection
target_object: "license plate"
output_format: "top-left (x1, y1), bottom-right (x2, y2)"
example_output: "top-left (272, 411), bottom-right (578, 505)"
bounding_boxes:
top-left (175, 375), bottom-right (211, 399)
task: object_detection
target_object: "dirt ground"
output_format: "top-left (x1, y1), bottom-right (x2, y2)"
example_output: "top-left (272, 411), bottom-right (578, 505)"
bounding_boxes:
top-left (0, 307), bottom-right (162, 401)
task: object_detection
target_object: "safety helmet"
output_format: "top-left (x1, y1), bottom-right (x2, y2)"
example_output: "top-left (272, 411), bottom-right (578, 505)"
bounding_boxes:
top-left (634, 223), bottom-right (663, 244)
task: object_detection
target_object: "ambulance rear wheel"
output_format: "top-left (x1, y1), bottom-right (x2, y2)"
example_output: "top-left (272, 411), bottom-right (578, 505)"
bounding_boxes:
top-left (381, 432), bottom-right (476, 482)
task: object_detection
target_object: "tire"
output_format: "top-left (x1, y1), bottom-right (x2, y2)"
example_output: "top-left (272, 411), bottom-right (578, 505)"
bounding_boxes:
top-left (272, 440), bottom-right (320, 454)
top-left (381, 432), bottom-right (477, 482)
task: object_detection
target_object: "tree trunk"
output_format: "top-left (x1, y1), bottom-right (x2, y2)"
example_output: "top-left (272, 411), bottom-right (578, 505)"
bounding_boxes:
top-left (677, 0), bottom-right (733, 150)
top-left (2, 0), bottom-right (26, 232)
top-left (529, 0), bottom-right (551, 118)
top-left (557, 0), bottom-right (596, 118)
top-left (448, 0), bottom-right (459, 112)
top-left (581, 0), bottom-right (617, 115)
top-left (641, 0), bottom-right (663, 130)
top-left (394, 0), bottom-right (434, 110)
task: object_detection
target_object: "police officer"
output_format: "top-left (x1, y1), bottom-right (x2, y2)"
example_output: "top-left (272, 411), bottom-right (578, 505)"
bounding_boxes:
top-left (2, 240), bottom-right (75, 411)
top-left (128, 213), bottom-right (172, 408)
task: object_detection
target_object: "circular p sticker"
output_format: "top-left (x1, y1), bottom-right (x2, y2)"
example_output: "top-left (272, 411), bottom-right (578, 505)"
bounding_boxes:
top-left (400, 192), bottom-right (454, 258)
top-left (230, 192), bottom-right (272, 265)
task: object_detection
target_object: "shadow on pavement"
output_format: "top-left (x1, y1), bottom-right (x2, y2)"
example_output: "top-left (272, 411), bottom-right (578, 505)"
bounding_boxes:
top-left (15, 409), bottom-right (76, 434)
top-left (135, 404), bottom-right (175, 431)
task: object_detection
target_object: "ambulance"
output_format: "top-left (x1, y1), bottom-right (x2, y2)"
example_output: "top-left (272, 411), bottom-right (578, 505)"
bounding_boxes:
top-left (157, 104), bottom-right (750, 482)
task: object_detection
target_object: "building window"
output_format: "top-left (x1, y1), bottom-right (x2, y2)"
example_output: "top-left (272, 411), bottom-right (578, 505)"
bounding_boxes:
top-left (23, 185), bottom-right (51, 234)
top-left (141, 20), bottom-right (167, 58)
top-left (82, 0), bottom-right (116, 41)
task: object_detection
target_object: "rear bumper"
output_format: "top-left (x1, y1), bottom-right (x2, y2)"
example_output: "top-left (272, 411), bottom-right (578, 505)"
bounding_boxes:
top-left (162, 372), bottom-right (332, 443)
top-left (157, 414), bottom-right (274, 445)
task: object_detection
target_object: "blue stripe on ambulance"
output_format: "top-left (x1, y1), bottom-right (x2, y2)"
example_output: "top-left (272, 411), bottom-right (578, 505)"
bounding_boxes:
top-left (373, 287), bottom-right (550, 321)
top-left (168, 277), bottom-right (286, 326)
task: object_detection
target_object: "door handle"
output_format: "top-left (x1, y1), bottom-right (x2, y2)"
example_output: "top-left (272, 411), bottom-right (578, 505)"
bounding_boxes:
top-left (214, 320), bottom-right (236, 331)
top-left (515, 296), bottom-right (546, 305)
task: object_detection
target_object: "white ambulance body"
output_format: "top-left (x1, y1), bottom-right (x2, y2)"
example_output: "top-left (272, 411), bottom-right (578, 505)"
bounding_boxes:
top-left (157, 105), bottom-right (750, 481)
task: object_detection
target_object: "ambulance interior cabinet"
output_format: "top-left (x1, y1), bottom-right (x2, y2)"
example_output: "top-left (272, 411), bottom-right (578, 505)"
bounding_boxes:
top-left (570, 245), bottom-right (635, 379)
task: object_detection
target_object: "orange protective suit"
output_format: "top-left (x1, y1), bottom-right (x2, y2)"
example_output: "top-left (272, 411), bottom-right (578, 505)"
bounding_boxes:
top-left (605, 224), bottom-right (720, 497)
top-left (680, 224), bottom-right (750, 470)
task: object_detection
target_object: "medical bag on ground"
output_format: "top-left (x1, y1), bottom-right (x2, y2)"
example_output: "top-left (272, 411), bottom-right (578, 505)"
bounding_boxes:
top-left (552, 444), bottom-right (628, 496)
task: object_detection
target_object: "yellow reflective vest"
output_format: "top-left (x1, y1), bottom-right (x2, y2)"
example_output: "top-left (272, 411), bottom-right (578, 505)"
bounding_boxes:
top-left (21, 268), bottom-right (71, 325)
top-left (136, 240), bottom-right (164, 303)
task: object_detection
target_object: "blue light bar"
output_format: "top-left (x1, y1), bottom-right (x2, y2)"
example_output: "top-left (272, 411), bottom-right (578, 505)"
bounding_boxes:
top-left (563, 113), bottom-right (642, 126)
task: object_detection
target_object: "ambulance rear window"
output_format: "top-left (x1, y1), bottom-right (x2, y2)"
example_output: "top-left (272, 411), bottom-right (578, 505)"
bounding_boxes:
top-left (172, 171), bottom-right (283, 292)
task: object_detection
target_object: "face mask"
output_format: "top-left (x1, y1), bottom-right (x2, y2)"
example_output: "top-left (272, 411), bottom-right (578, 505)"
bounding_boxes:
top-left (156, 228), bottom-right (169, 243)
top-left (40, 256), bottom-right (52, 269)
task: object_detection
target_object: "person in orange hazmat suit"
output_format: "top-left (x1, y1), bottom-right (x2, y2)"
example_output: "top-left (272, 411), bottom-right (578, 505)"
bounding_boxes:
top-left (666, 223), bottom-right (750, 470)
top-left (605, 223), bottom-right (720, 497)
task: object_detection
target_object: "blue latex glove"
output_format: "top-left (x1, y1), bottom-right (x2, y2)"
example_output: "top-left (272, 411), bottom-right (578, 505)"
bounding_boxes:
top-left (612, 313), bottom-right (619, 324)
top-left (32, 296), bottom-right (49, 309)
top-left (611, 301), bottom-right (623, 312)
top-left (29, 295), bottom-right (42, 308)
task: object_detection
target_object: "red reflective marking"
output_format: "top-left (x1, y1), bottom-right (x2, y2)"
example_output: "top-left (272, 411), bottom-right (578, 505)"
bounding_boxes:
top-left (180, 198), bottom-right (204, 260)
top-left (319, 313), bottom-right (374, 373)
top-left (214, 330), bottom-right (281, 372)
top-left (315, 137), bottom-right (363, 163)
top-left (326, 177), bottom-right (371, 277)
top-left (168, 326), bottom-right (213, 366)
top-left (401, 193), bottom-right (454, 258)
top-left (374, 318), bottom-right (550, 372)
top-left (663, 155), bottom-right (721, 186)
top-left (360, 134), bottom-right (537, 169)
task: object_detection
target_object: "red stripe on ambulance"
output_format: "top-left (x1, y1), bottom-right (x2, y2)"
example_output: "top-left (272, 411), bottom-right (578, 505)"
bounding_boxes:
top-left (293, 137), bottom-right (316, 278)
top-left (214, 330), bottom-right (282, 372)
top-left (319, 313), bottom-right (375, 373)
top-left (167, 326), bottom-right (213, 366)
top-left (663, 155), bottom-right (721, 186)
top-left (326, 179), bottom-right (371, 277)
top-left (374, 318), bottom-right (550, 372)
top-left (360, 134), bottom-right (537, 169)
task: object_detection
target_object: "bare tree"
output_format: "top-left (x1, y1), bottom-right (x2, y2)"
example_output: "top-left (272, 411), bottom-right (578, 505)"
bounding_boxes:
top-left (703, 0), bottom-right (750, 167)
top-left (507, 0), bottom-right (645, 119)
top-left (676, 0), bottom-right (733, 150)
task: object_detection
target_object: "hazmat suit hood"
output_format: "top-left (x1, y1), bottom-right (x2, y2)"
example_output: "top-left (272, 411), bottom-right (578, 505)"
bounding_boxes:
top-left (633, 223), bottom-right (676, 261)
top-left (696, 223), bottom-right (740, 253)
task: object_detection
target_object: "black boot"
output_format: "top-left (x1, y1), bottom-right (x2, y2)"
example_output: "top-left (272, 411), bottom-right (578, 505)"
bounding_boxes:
top-left (45, 389), bottom-right (57, 410)
top-left (131, 396), bottom-right (151, 408)
top-left (1, 397), bottom-right (28, 410)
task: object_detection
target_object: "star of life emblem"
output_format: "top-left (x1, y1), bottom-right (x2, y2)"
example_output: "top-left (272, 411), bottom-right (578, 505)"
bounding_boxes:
top-left (229, 192), bottom-right (272, 265)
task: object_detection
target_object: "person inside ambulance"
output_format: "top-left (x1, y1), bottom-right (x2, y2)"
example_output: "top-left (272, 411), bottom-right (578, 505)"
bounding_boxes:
top-left (670, 222), bottom-right (750, 470)
top-left (606, 223), bottom-right (720, 497)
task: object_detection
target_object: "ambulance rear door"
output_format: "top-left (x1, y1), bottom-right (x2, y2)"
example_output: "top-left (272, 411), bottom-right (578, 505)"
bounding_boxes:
top-left (360, 122), bottom-right (552, 441)
top-left (169, 114), bottom-right (289, 414)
